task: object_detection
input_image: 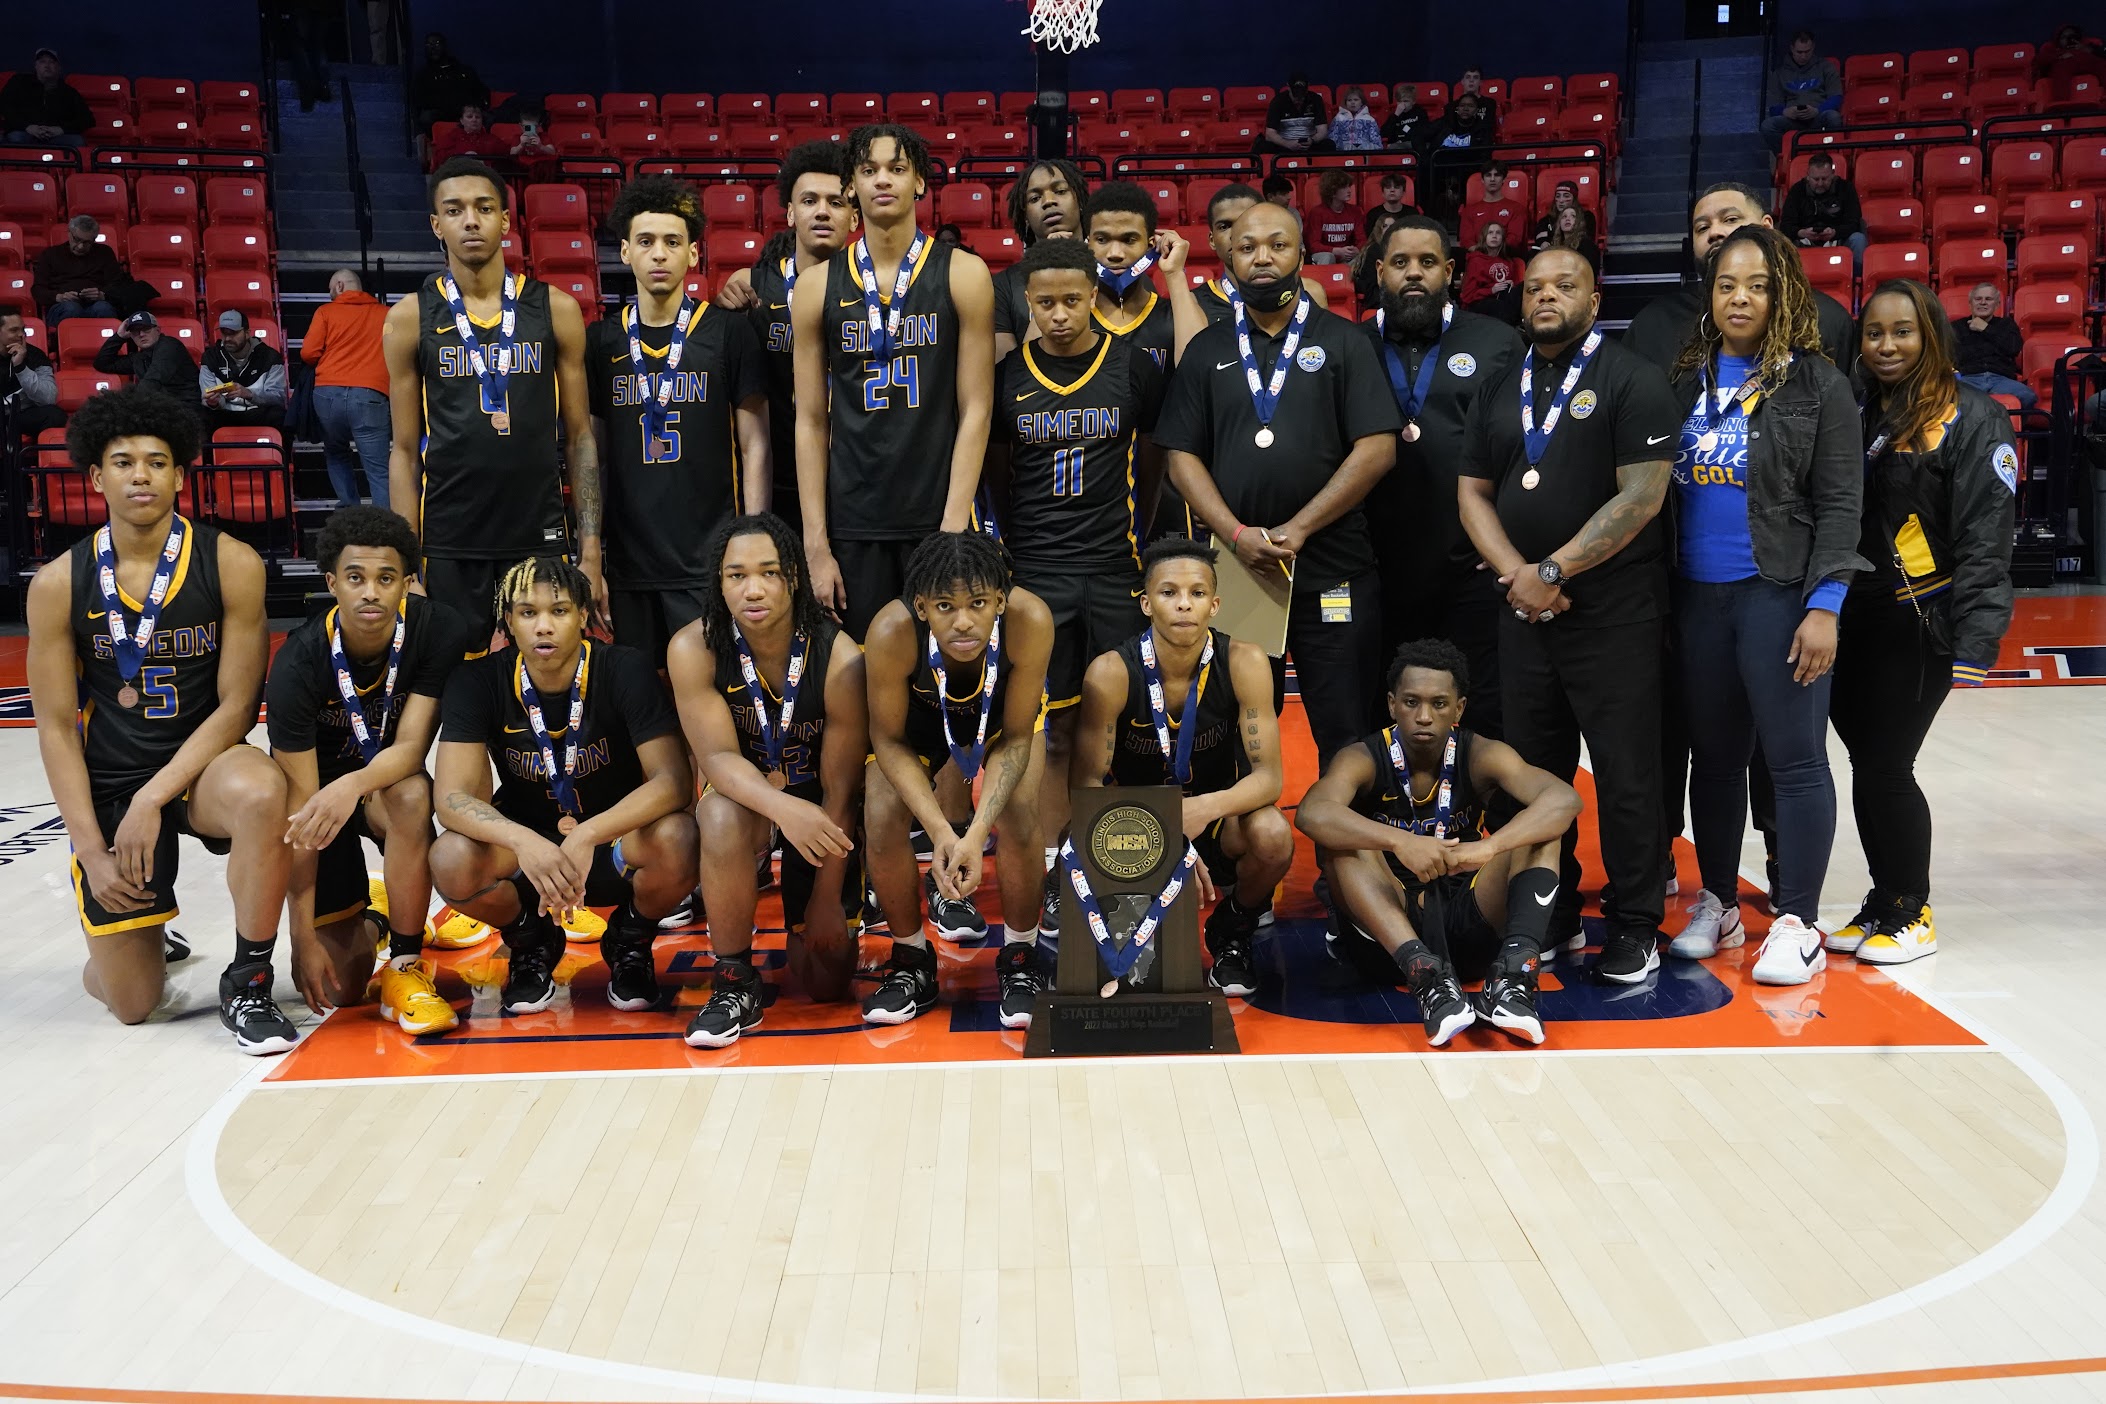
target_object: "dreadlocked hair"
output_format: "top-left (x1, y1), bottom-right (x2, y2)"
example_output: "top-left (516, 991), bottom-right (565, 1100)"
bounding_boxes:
top-left (1672, 223), bottom-right (1824, 391)
top-left (1006, 158), bottom-right (1090, 241)
top-left (1386, 637), bottom-right (1470, 698)
top-left (697, 512), bottom-right (826, 657)
top-left (494, 556), bottom-right (596, 638)
top-left (1855, 277), bottom-right (1959, 452)
top-left (1140, 535), bottom-right (1219, 584)
top-left (903, 530), bottom-right (1010, 604)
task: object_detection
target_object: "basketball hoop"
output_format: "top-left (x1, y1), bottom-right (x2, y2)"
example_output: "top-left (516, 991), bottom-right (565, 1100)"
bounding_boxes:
top-left (1024, 0), bottom-right (1103, 53)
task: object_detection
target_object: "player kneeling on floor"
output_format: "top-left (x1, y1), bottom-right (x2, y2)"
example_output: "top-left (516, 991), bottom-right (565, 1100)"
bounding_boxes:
top-left (267, 507), bottom-right (469, 1034)
top-left (863, 531), bottom-right (1053, 1027)
top-left (1072, 537), bottom-right (1292, 998)
top-left (667, 514), bottom-right (868, 1047)
top-left (1296, 640), bottom-right (1579, 1046)
top-left (432, 558), bottom-right (699, 1015)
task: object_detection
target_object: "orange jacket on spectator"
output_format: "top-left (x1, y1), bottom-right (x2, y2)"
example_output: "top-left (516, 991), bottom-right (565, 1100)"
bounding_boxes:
top-left (301, 289), bottom-right (388, 394)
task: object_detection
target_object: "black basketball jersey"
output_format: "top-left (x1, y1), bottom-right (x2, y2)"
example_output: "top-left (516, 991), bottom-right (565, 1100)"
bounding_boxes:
top-left (585, 302), bottom-right (764, 587)
top-left (1095, 290), bottom-right (1173, 369)
top-left (997, 336), bottom-right (1164, 574)
top-left (1356, 726), bottom-right (1491, 884)
top-left (1107, 628), bottom-right (1247, 795)
top-left (416, 271), bottom-right (566, 560)
top-left (747, 253), bottom-right (802, 514)
top-left (904, 616), bottom-right (1016, 766)
top-left (821, 236), bottom-right (960, 541)
top-left (1195, 277), bottom-right (1237, 329)
top-left (711, 622), bottom-right (840, 795)
top-left (67, 518), bottom-right (226, 807)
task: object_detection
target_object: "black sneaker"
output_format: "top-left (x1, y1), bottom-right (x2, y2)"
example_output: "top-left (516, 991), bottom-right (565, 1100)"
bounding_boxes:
top-left (686, 961), bottom-right (764, 1047)
top-left (657, 892), bottom-right (699, 931)
top-left (1040, 866), bottom-right (1063, 938)
top-left (1595, 931), bottom-right (1660, 985)
top-left (603, 934), bottom-right (661, 1011)
top-left (502, 930), bottom-right (559, 1014)
top-left (219, 962), bottom-right (298, 1056)
top-left (1203, 898), bottom-right (1263, 997)
top-left (926, 871), bottom-right (987, 942)
top-left (1412, 971), bottom-right (1477, 1047)
top-left (862, 944), bottom-right (939, 1025)
top-left (165, 930), bottom-right (191, 963)
top-left (1479, 974), bottom-right (1545, 1045)
top-left (996, 942), bottom-right (1046, 1028)
top-left (1765, 854), bottom-right (1782, 916)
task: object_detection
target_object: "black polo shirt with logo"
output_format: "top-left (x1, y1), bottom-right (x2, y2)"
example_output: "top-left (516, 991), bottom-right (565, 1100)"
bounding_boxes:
top-left (1361, 303), bottom-right (1526, 580)
top-left (1153, 304), bottom-right (1400, 593)
top-left (1459, 331), bottom-right (1681, 627)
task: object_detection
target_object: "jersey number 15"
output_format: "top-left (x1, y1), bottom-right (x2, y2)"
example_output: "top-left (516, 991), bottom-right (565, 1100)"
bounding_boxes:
top-left (642, 411), bottom-right (681, 464)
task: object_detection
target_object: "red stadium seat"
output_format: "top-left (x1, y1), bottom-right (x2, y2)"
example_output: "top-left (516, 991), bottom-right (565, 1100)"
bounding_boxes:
top-left (133, 175), bottom-right (201, 230)
top-left (0, 270), bottom-right (35, 318)
top-left (944, 91), bottom-right (998, 122)
top-left (726, 126), bottom-right (786, 157)
top-left (135, 109), bottom-right (198, 146)
top-left (1135, 179), bottom-right (1182, 226)
top-left (197, 79), bottom-right (259, 119)
top-left (1861, 241), bottom-right (1931, 288)
top-left (495, 232), bottom-right (525, 272)
top-left (72, 74), bottom-right (130, 109)
top-left (0, 171), bottom-right (62, 228)
top-left (1568, 73), bottom-right (1621, 108)
top-left (1166, 87), bottom-right (1219, 120)
top-left (718, 93), bottom-right (772, 126)
top-left (1919, 146), bottom-right (1984, 200)
top-left (133, 254), bottom-right (198, 316)
top-left (203, 177), bottom-right (267, 228)
top-left (2016, 234), bottom-right (2092, 286)
top-left (544, 272), bottom-right (602, 319)
top-left (1935, 238), bottom-right (2007, 291)
top-left (533, 231), bottom-right (595, 274)
top-left (701, 184), bottom-right (756, 231)
top-left (1968, 79), bottom-right (2036, 125)
top-left (979, 124), bottom-right (1029, 157)
top-left (1974, 43), bottom-right (2036, 82)
top-left (56, 318), bottom-right (119, 370)
top-left (1904, 81), bottom-right (1968, 123)
top-left (1509, 75), bottom-right (1562, 110)
top-left (1111, 88), bottom-right (1163, 121)
top-left (1991, 141), bottom-right (2057, 224)
top-left (1504, 106), bottom-right (1558, 142)
top-left (2014, 283), bottom-right (2086, 339)
top-left (1843, 53), bottom-right (1904, 88)
top-left (523, 184), bottom-right (593, 231)
top-left (64, 174), bottom-right (129, 225)
top-left (962, 228), bottom-right (1023, 267)
top-left (1555, 102), bottom-right (1617, 147)
top-left (202, 432), bottom-right (292, 525)
top-left (1221, 85), bottom-right (1273, 119)
top-left (660, 93), bottom-right (712, 123)
top-left (134, 77), bottom-right (196, 118)
top-left (55, 368), bottom-right (122, 413)
top-left (1152, 124), bottom-right (1205, 153)
top-left (2023, 192), bottom-right (2097, 240)
top-left (2047, 72), bottom-right (2102, 112)
top-left (201, 225), bottom-right (269, 272)
top-left (602, 116), bottom-right (661, 155)
top-left (1416, 81), bottom-right (1449, 116)
top-left (1797, 246), bottom-right (1854, 306)
top-left (1071, 91), bottom-right (1109, 120)
top-left (1861, 197), bottom-right (1925, 243)
top-left (602, 92), bottom-right (656, 121)
top-left (1852, 151), bottom-right (1914, 202)
top-left (543, 93), bottom-right (597, 121)
top-left (998, 91), bottom-right (1036, 122)
top-left (1907, 48), bottom-right (1970, 87)
top-left (155, 315), bottom-right (205, 356)
top-left (704, 228), bottom-right (764, 272)
top-left (204, 273), bottom-right (275, 324)
top-left (36, 428), bottom-right (110, 525)
top-left (831, 92), bottom-right (883, 124)
top-left (1929, 194), bottom-right (1998, 244)
top-left (1934, 283), bottom-right (1973, 322)
top-left (2021, 336), bottom-right (2082, 401)
top-left (202, 112), bottom-right (266, 149)
top-left (1840, 86), bottom-right (1902, 125)
top-left (937, 181), bottom-right (997, 228)
top-left (2066, 137), bottom-right (2106, 198)
top-left (0, 223), bottom-right (21, 268)
top-left (887, 91), bottom-right (941, 122)
top-left (773, 92), bottom-right (825, 126)
top-left (550, 121), bottom-right (603, 156)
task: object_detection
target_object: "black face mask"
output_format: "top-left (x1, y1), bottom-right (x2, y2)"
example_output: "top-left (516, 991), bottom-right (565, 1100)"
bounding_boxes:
top-left (1239, 273), bottom-right (1300, 313)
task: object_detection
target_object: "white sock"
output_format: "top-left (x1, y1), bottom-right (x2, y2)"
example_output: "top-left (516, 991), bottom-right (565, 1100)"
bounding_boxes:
top-left (1007, 925), bottom-right (1039, 945)
top-left (1043, 846), bottom-right (1060, 873)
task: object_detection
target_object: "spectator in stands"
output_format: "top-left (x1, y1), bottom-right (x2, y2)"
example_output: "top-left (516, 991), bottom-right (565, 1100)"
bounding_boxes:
top-left (1761, 30), bottom-right (1842, 152)
top-left (1, 47), bottom-right (92, 148)
top-left (426, 102), bottom-right (506, 170)
top-left (1952, 283), bottom-right (2035, 410)
top-left (508, 105), bottom-right (560, 181)
top-left (1422, 93), bottom-right (1494, 217)
top-left (199, 310), bottom-right (287, 432)
top-left (1330, 85), bottom-right (1383, 152)
top-left (303, 268), bottom-right (391, 508)
top-left (1530, 182), bottom-right (1581, 250)
top-left (1543, 206), bottom-right (1600, 275)
top-left (1454, 66), bottom-right (1498, 122)
top-left (1307, 172), bottom-right (1360, 263)
top-left (1, 308), bottom-right (63, 441)
top-left (1259, 73), bottom-right (1331, 154)
top-left (1363, 172), bottom-right (1418, 237)
top-left (933, 223), bottom-right (965, 247)
top-left (411, 32), bottom-right (488, 138)
top-left (1260, 173), bottom-right (1298, 208)
top-left (95, 312), bottom-right (199, 408)
top-left (32, 216), bottom-right (123, 328)
top-left (1461, 221), bottom-right (1525, 321)
top-left (1780, 151), bottom-right (1867, 270)
top-left (1383, 83), bottom-right (1427, 150)
top-left (2034, 24), bottom-right (2106, 105)
top-left (1352, 210), bottom-right (1405, 308)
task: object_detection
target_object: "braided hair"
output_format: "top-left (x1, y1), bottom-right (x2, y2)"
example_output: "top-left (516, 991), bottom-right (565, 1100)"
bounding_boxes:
top-left (1672, 223), bottom-right (1825, 392)
top-left (1006, 158), bottom-right (1091, 242)
top-left (697, 512), bottom-right (827, 657)
top-left (903, 529), bottom-right (1010, 605)
top-left (494, 556), bottom-right (595, 640)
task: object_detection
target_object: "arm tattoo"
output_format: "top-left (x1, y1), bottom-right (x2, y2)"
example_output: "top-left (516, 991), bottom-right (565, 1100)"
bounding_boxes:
top-left (976, 739), bottom-right (1029, 830)
top-left (568, 434), bottom-right (603, 542)
top-left (1562, 459), bottom-right (1669, 573)
top-left (445, 792), bottom-right (507, 825)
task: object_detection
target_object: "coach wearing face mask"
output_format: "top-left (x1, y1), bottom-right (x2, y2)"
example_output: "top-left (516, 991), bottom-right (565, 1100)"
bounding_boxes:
top-left (1157, 200), bottom-right (1400, 763)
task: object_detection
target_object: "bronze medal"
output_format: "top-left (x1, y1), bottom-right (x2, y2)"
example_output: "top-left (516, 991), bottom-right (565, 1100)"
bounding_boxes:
top-left (490, 409), bottom-right (511, 434)
top-left (116, 685), bottom-right (140, 709)
top-left (557, 814), bottom-right (579, 835)
top-left (768, 770), bottom-right (789, 790)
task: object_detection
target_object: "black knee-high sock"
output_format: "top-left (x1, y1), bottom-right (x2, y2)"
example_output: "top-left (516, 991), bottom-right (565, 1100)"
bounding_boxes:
top-left (232, 933), bottom-right (277, 967)
top-left (1502, 865), bottom-right (1559, 958)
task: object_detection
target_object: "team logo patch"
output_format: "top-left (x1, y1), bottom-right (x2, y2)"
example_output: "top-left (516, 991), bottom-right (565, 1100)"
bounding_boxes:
top-left (1992, 443), bottom-right (2020, 494)
top-left (1570, 389), bottom-right (1599, 419)
top-left (1297, 346), bottom-right (1327, 372)
top-left (1447, 352), bottom-right (1477, 377)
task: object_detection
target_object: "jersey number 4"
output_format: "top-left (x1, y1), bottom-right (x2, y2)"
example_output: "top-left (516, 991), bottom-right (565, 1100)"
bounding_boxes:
top-left (642, 411), bottom-right (682, 464)
top-left (862, 355), bottom-right (921, 412)
top-left (1051, 446), bottom-right (1086, 496)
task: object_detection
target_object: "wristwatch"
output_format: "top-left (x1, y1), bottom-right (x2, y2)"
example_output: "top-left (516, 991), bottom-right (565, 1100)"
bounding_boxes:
top-left (1537, 560), bottom-right (1566, 588)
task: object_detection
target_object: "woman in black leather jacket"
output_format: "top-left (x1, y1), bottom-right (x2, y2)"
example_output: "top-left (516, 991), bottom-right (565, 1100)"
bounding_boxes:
top-left (1825, 278), bottom-right (2017, 969)
top-left (1662, 224), bottom-right (1867, 982)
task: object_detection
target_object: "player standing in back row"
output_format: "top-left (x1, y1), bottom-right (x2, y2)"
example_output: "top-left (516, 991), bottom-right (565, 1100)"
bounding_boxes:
top-left (385, 156), bottom-right (602, 646)
top-left (792, 124), bottom-right (996, 640)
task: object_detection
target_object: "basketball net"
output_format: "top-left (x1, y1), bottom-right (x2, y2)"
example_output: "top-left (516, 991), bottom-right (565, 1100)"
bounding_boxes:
top-left (1024, 0), bottom-right (1103, 53)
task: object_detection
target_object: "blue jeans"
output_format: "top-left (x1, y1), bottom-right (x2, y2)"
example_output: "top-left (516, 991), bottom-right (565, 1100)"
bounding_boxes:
top-left (6, 131), bottom-right (85, 148)
top-left (312, 384), bottom-right (391, 509)
top-left (1676, 577), bottom-right (1836, 921)
top-left (45, 298), bottom-right (117, 328)
top-left (1958, 372), bottom-right (2037, 410)
top-left (1759, 108), bottom-right (1841, 151)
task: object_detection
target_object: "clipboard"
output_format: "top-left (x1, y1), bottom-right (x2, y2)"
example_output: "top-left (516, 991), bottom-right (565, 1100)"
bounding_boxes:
top-left (1213, 545), bottom-right (1294, 657)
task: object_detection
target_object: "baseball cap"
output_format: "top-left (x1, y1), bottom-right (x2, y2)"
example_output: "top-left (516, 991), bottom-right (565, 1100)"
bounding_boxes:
top-left (34, 47), bottom-right (59, 63)
top-left (121, 311), bottom-right (157, 332)
top-left (217, 309), bottom-right (248, 331)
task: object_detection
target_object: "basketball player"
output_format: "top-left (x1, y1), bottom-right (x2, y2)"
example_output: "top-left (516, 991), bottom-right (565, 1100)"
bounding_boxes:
top-left (792, 124), bottom-right (996, 639)
top-left (385, 156), bottom-right (601, 646)
top-left (862, 532), bottom-right (1053, 1027)
top-left (26, 388), bottom-right (296, 1053)
top-left (987, 235), bottom-right (1167, 936)
top-left (666, 514), bottom-right (867, 1047)
top-left (432, 558), bottom-right (699, 1015)
top-left (1072, 538), bottom-right (1293, 998)
top-left (1296, 640), bottom-right (1579, 1046)
top-left (587, 175), bottom-right (771, 664)
top-left (1166, 182), bottom-right (1330, 357)
top-left (715, 142), bottom-right (857, 535)
top-left (265, 507), bottom-right (468, 1034)
top-left (993, 157), bottom-right (1090, 359)
top-left (1081, 181), bottom-right (1185, 369)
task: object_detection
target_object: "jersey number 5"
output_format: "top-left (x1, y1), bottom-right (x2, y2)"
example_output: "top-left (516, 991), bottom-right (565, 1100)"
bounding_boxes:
top-left (862, 355), bottom-right (921, 412)
top-left (643, 411), bottom-right (682, 464)
top-left (1052, 445), bottom-right (1086, 496)
top-left (139, 665), bottom-right (178, 720)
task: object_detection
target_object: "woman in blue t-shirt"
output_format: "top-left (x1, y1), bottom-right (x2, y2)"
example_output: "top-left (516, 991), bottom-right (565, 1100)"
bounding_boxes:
top-left (1663, 224), bottom-right (1868, 985)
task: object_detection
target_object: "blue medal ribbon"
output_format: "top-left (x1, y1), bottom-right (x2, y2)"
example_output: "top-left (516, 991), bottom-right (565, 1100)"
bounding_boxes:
top-left (1097, 246), bottom-right (1158, 298)
top-left (437, 271), bottom-right (518, 432)
top-left (327, 601), bottom-right (406, 764)
top-left (926, 618), bottom-right (1000, 782)
top-left (780, 253), bottom-right (799, 304)
top-left (1388, 726), bottom-right (1458, 839)
top-left (93, 516), bottom-right (186, 692)
top-left (518, 641), bottom-right (590, 821)
top-left (1519, 327), bottom-right (1602, 466)
top-left (734, 626), bottom-right (809, 778)
top-left (1139, 627), bottom-right (1212, 787)
top-left (1378, 298), bottom-right (1453, 424)
top-left (1226, 281), bottom-right (1313, 435)
top-left (1060, 836), bottom-right (1202, 987)
top-left (852, 229), bottom-right (927, 362)
top-left (624, 296), bottom-right (696, 444)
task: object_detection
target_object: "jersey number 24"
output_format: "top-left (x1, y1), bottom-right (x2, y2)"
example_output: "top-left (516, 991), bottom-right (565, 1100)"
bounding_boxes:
top-left (862, 355), bottom-right (921, 412)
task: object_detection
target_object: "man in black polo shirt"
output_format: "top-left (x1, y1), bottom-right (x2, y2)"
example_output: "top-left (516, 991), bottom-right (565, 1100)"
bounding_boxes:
top-left (1156, 201), bottom-right (1400, 765)
top-left (1458, 247), bottom-right (1679, 983)
top-left (1361, 215), bottom-right (1524, 739)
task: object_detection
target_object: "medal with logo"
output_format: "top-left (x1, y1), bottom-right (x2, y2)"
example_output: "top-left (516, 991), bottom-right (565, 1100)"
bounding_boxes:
top-left (1060, 836), bottom-right (1202, 997)
top-left (1518, 327), bottom-right (1602, 489)
top-left (624, 296), bottom-right (695, 446)
top-left (94, 517), bottom-right (186, 709)
top-left (519, 641), bottom-right (589, 834)
top-left (1226, 281), bottom-right (1312, 449)
top-left (735, 626), bottom-right (808, 791)
top-left (1378, 299), bottom-right (1453, 444)
top-left (1389, 726), bottom-right (1457, 838)
top-left (852, 229), bottom-right (927, 361)
top-left (927, 618), bottom-right (999, 782)
top-left (438, 270), bottom-right (518, 434)
top-left (1139, 627), bottom-right (1212, 786)
top-left (328, 602), bottom-right (406, 763)
top-left (1097, 245), bottom-right (1158, 298)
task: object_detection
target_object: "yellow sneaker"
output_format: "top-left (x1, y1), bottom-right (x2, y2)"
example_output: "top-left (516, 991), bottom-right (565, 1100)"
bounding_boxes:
top-left (1857, 904), bottom-right (1937, 966)
top-left (367, 874), bottom-right (390, 922)
top-left (1821, 890), bottom-right (1882, 954)
top-left (426, 908), bottom-right (494, 950)
top-left (560, 906), bottom-right (607, 943)
top-left (378, 959), bottom-right (460, 1035)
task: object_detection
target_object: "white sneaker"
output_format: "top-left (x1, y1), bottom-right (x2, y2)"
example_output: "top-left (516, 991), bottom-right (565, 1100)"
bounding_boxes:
top-left (1857, 905), bottom-right (1937, 966)
top-left (1751, 914), bottom-right (1827, 985)
top-left (1664, 874), bottom-right (1680, 897)
top-left (1668, 889), bottom-right (1744, 959)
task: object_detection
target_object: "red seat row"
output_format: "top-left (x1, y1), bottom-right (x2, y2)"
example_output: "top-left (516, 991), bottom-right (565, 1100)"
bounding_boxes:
top-left (30, 426), bottom-right (291, 527)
